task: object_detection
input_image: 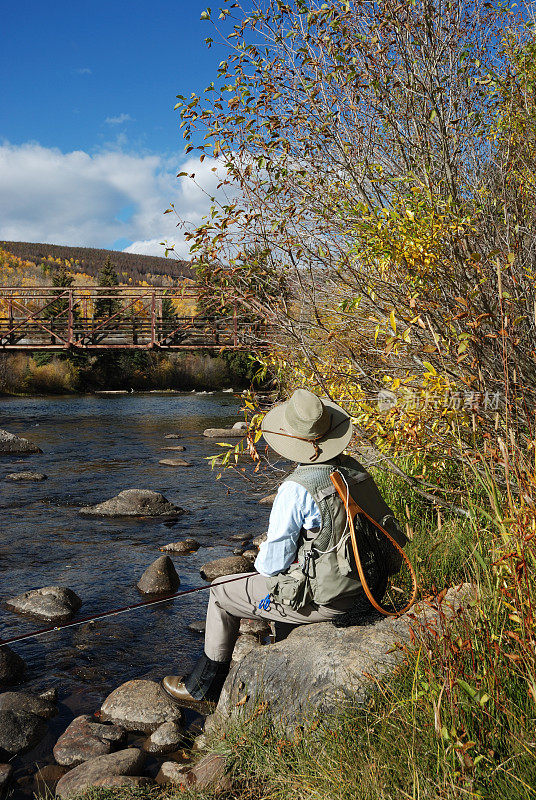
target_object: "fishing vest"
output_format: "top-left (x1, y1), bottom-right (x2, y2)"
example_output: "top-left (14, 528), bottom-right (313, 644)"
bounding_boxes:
top-left (265, 455), bottom-right (408, 610)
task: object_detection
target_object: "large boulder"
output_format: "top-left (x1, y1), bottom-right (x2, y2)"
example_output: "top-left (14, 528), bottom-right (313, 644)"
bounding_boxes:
top-left (214, 584), bottom-right (476, 729)
top-left (0, 647), bottom-right (25, 687)
top-left (4, 587), bottom-right (81, 623)
top-left (5, 472), bottom-right (47, 482)
top-left (137, 555), bottom-right (180, 595)
top-left (80, 489), bottom-right (183, 517)
top-left (53, 714), bottom-right (126, 766)
top-left (100, 680), bottom-right (183, 733)
top-left (0, 710), bottom-right (47, 758)
top-left (159, 458), bottom-right (192, 467)
top-left (200, 556), bottom-right (253, 582)
top-left (0, 691), bottom-right (57, 719)
top-left (55, 748), bottom-right (146, 799)
top-left (0, 430), bottom-right (42, 456)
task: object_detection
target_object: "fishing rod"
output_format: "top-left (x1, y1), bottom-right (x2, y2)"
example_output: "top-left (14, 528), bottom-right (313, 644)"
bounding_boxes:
top-left (0, 574), bottom-right (251, 649)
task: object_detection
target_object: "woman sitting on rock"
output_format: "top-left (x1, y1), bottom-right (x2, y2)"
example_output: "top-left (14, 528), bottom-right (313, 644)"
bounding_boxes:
top-left (161, 388), bottom-right (407, 706)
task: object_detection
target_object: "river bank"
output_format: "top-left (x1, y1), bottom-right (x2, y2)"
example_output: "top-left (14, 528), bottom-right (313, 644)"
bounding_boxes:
top-left (0, 351), bottom-right (260, 395)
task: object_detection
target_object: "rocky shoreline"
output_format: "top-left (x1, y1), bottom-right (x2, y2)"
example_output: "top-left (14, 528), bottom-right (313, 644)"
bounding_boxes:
top-left (0, 425), bottom-right (476, 797)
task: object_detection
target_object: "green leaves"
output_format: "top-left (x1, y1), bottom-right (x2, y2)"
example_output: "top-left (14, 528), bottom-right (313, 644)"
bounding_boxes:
top-left (456, 679), bottom-right (491, 708)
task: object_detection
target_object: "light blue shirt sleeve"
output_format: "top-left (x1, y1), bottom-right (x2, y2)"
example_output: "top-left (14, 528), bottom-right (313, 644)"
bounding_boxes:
top-left (254, 480), bottom-right (322, 577)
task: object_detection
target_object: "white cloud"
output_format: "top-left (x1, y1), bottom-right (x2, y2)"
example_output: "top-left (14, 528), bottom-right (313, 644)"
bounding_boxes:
top-left (76, 68), bottom-right (92, 75)
top-left (105, 113), bottom-right (134, 125)
top-left (0, 142), bottom-right (232, 260)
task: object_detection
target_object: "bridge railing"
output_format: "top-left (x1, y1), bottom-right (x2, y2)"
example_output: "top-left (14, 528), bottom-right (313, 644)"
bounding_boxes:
top-left (0, 286), bottom-right (265, 351)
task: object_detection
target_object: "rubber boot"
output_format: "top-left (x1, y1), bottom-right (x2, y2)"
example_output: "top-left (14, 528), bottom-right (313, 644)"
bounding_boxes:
top-left (161, 653), bottom-right (231, 706)
top-left (185, 653), bottom-right (231, 700)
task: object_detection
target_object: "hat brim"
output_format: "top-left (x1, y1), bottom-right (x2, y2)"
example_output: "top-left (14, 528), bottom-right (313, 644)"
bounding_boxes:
top-left (261, 398), bottom-right (353, 463)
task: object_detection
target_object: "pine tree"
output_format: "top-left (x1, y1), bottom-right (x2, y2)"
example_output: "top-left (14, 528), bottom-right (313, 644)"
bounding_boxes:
top-left (94, 258), bottom-right (120, 319)
top-left (43, 265), bottom-right (75, 320)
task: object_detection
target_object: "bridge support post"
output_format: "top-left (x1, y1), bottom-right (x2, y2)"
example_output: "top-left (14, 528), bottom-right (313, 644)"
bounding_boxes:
top-left (68, 289), bottom-right (73, 346)
top-left (150, 291), bottom-right (156, 348)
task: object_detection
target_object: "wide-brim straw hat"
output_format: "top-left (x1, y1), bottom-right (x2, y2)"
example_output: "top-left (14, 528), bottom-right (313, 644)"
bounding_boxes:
top-left (261, 388), bottom-right (353, 464)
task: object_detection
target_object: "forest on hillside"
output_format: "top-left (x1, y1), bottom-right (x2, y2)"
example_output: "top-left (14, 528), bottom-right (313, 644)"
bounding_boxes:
top-left (0, 240), bottom-right (192, 284)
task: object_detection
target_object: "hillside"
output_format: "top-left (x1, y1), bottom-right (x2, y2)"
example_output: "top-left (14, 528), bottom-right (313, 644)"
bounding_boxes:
top-left (0, 241), bottom-right (193, 284)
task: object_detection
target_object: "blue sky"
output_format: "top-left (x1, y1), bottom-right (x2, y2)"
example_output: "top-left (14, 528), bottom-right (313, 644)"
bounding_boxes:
top-left (0, 1), bottom-right (232, 257)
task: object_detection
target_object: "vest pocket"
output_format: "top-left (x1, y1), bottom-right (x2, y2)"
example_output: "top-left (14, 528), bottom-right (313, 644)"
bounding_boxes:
top-left (266, 569), bottom-right (313, 610)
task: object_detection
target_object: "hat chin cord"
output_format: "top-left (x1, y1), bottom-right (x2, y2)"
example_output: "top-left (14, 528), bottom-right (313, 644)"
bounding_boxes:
top-left (263, 414), bottom-right (348, 462)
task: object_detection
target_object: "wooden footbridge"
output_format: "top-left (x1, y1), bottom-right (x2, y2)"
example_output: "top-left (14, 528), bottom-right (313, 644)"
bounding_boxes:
top-left (0, 286), bottom-right (265, 351)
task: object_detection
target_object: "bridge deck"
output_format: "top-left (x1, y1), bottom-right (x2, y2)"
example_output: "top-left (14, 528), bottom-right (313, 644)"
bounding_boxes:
top-left (0, 286), bottom-right (265, 351)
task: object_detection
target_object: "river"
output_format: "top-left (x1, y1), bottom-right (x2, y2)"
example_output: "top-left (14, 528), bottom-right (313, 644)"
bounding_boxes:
top-left (0, 392), bottom-right (272, 788)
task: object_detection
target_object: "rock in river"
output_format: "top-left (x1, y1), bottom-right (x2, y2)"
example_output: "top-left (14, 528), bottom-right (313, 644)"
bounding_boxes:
top-left (0, 647), bottom-right (25, 687)
top-left (4, 586), bottom-right (81, 623)
top-left (53, 714), bottom-right (126, 766)
top-left (188, 619), bottom-right (206, 634)
top-left (200, 556), bottom-right (253, 582)
top-left (0, 710), bottom-right (47, 758)
top-left (0, 763), bottom-right (13, 794)
top-left (55, 748), bottom-right (146, 799)
top-left (5, 472), bottom-right (47, 482)
top-left (162, 445), bottom-right (186, 451)
top-left (80, 489), bottom-right (183, 517)
top-left (0, 691), bottom-right (57, 719)
top-left (159, 458), bottom-right (192, 467)
top-left (100, 680), bottom-right (183, 733)
top-left (160, 538), bottom-right (200, 554)
top-left (0, 429), bottom-right (42, 455)
top-left (259, 492), bottom-right (277, 505)
top-left (203, 427), bottom-right (246, 438)
top-left (137, 555), bottom-right (180, 595)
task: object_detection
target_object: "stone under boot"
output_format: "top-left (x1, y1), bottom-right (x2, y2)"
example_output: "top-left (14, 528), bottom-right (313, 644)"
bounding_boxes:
top-left (161, 653), bottom-right (231, 707)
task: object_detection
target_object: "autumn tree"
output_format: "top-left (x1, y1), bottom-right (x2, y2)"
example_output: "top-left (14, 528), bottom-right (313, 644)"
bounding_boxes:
top-left (174, 0), bottom-right (536, 490)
